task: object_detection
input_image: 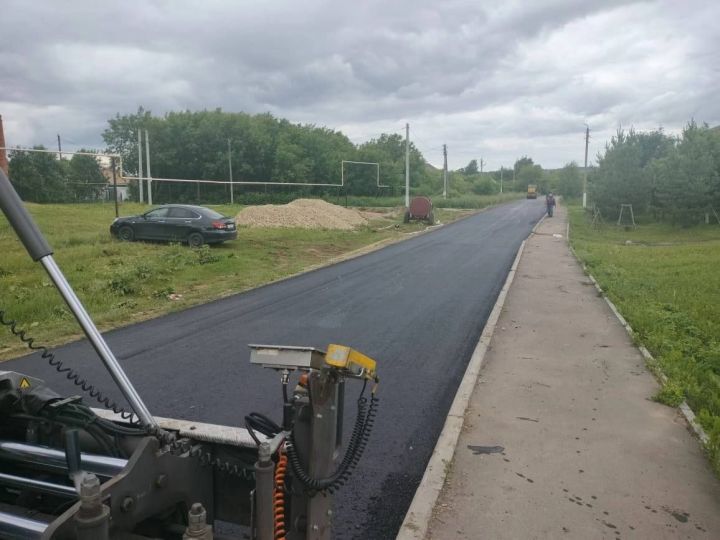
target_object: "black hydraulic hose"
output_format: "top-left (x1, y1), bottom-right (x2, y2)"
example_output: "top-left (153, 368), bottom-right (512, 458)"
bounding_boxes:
top-left (245, 412), bottom-right (283, 446)
top-left (246, 412), bottom-right (283, 438)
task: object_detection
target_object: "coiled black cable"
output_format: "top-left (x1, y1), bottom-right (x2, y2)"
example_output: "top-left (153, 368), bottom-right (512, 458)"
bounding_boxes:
top-left (0, 309), bottom-right (137, 423)
top-left (0, 308), bottom-right (255, 480)
top-left (335, 392), bottom-right (378, 491)
top-left (285, 383), bottom-right (379, 495)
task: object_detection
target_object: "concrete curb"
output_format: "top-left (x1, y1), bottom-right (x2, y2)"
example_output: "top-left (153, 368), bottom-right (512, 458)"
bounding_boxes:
top-left (567, 222), bottom-right (710, 447)
top-left (397, 215), bottom-right (545, 540)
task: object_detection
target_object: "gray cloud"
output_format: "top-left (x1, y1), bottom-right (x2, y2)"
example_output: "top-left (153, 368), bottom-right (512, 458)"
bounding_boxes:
top-left (1, 0), bottom-right (718, 169)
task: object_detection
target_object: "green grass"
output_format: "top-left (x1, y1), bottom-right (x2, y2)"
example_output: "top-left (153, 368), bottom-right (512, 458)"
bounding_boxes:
top-left (569, 206), bottom-right (720, 473)
top-left (0, 201), bottom-right (484, 359)
top-left (331, 192), bottom-right (523, 209)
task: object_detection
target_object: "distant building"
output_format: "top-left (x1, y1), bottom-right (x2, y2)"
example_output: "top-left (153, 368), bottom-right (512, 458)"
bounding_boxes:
top-left (101, 162), bottom-right (130, 201)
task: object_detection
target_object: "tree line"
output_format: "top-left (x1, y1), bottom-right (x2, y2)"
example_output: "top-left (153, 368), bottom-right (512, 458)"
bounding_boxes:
top-left (454, 157), bottom-right (584, 200)
top-left (589, 121), bottom-right (720, 225)
top-left (102, 108), bottom-right (559, 203)
top-left (102, 108), bottom-right (438, 202)
top-left (7, 149), bottom-right (109, 203)
top-left (8, 106), bottom-right (591, 204)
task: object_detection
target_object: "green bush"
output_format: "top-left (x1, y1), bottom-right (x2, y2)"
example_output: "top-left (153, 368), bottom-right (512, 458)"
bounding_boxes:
top-left (472, 178), bottom-right (500, 195)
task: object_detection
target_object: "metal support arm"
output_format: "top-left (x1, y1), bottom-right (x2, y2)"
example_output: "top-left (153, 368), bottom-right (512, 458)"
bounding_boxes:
top-left (0, 169), bottom-right (156, 428)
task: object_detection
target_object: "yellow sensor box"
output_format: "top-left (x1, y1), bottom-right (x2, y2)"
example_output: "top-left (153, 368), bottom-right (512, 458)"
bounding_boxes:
top-left (325, 344), bottom-right (377, 381)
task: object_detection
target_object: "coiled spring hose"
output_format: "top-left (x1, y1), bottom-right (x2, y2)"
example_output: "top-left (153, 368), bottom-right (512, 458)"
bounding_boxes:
top-left (274, 449), bottom-right (288, 540)
top-left (285, 381), bottom-right (379, 495)
top-left (0, 310), bottom-right (136, 423)
top-left (0, 308), bottom-right (255, 480)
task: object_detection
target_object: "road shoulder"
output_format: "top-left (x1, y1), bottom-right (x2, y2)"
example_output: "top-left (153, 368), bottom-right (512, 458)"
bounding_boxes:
top-left (424, 204), bottom-right (720, 539)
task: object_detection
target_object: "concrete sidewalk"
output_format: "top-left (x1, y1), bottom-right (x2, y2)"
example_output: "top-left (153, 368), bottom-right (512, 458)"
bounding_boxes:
top-left (425, 204), bottom-right (720, 539)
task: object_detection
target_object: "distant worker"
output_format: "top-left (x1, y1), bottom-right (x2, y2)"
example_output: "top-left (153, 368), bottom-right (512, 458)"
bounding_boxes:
top-left (546, 192), bottom-right (556, 217)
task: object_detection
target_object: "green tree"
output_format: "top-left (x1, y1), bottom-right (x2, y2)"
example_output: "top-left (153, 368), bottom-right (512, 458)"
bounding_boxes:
top-left (504, 157), bottom-right (538, 191)
top-left (103, 108), bottom-right (445, 202)
top-left (590, 128), bottom-right (673, 218)
top-left (357, 133), bottom-right (430, 196)
top-left (103, 107), bottom-right (154, 177)
top-left (104, 108), bottom-right (361, 202)
top-left (472, 177), bottom-right (499, 195)
top-left (67, 151), bottom-right (106, 200)
top-left (517, 163), bottom-right (543, 188)
top-left (513, 156), bottom-right (534, 174)
top-left (653, 121), bottom-right (720, 225)
top-left (446, 171), bottom-right (470, 197)
top-left (556, 162), bottom-right (583, 198)
top-left (463, 159), bottom-right (479, 175)
top-left (8, 147), bottom-right (69, 203)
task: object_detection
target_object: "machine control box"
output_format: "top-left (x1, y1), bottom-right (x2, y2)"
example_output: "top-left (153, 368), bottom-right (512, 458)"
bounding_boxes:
top-left (249, 344), bottom-right (326, 371)
top-left (325, 344), bottom-right (377, 381)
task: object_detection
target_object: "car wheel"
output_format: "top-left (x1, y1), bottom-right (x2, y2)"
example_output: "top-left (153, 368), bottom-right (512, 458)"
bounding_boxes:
top-left (118, 226), bottom-right (134, 242)
top-left (188, 232), bottom-right (204, 248)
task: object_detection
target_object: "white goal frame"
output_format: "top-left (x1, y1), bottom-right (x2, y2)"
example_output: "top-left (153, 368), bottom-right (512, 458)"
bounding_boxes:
top-left (341, 160), bottom-right (387, 188)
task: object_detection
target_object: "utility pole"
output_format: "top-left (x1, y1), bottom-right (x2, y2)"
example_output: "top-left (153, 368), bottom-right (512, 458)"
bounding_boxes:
top-left (57, 134), bottom-right (62, 160)
top-left (583, 124), bottom-right (590, 208)
top-left (111, 157), bottom-right (119, 218)
top-left (145, 129), bottom-right (152, 206)
top-left (405, 123), bottom-right (410, 208)
top-left (479, 158), bottom-right (485, 174)
top-left (500, 167), bottom-right (504, 193)
top-left (442, 144), bottom-right (448, 199)
top-left (228, 139), bottom-right (234, 205)
top-left (137, 128), bottom-right (144, 203)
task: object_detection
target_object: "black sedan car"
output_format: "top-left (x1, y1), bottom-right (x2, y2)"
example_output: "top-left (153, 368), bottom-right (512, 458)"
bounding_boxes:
top-left (110, 204), bottom-right (237, 246)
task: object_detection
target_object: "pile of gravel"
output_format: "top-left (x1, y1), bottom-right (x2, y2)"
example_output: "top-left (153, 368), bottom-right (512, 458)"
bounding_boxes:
top-left (235, 199), bottom-right (368, 230)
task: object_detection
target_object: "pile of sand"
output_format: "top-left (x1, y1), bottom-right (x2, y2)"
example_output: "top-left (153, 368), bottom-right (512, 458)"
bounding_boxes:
top-left (235, 199), bottom-right (368, 230)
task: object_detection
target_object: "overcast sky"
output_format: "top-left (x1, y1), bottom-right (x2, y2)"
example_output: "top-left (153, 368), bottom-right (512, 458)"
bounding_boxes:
top-left (1, 0), bottom-right (718, 170)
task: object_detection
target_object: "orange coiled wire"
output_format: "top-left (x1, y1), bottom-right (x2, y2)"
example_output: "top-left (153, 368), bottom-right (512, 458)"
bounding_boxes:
top-left (273, 449), bottom-right (288, 540)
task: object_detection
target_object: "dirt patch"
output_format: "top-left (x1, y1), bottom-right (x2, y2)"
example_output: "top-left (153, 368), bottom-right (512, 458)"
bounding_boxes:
top-left (359, 208), bottom-right (399, 220)
top-left (235, 199), bottom-right (369, 230)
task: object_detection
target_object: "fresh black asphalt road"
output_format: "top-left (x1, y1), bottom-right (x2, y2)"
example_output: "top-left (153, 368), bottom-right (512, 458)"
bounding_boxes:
top-left (4, 198), bottom-right (545, 538)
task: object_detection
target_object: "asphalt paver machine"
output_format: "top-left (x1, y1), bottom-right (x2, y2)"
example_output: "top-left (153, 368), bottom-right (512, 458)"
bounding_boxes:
top-left (0, 169), bottom-right (379, 540)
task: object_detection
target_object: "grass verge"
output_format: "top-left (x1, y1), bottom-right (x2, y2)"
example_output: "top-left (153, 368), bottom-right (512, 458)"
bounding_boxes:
top-left (337, 192), bottom-right (523, 209)
top-left (0, 200), bottom-right (493, 359)
top-left (568, 206), bottom-right (720, 474)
